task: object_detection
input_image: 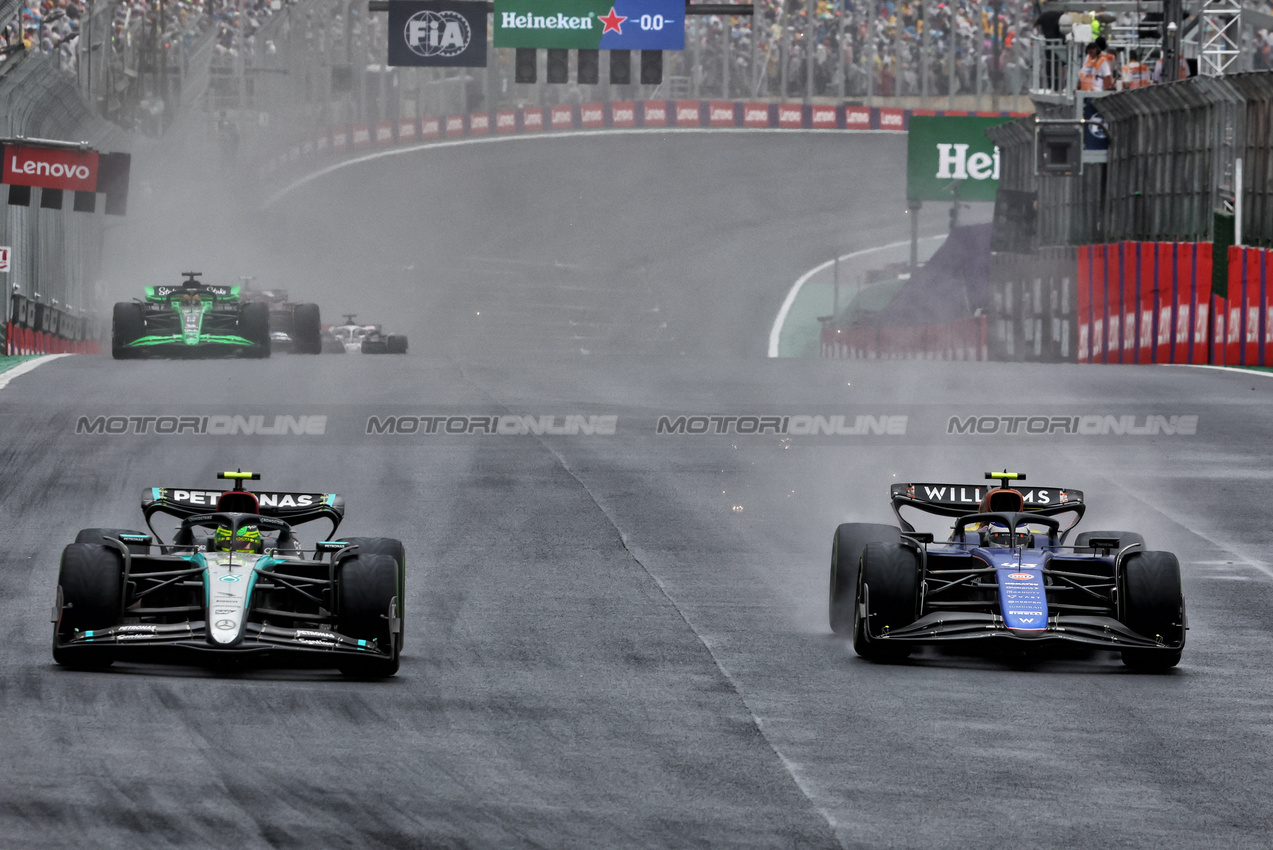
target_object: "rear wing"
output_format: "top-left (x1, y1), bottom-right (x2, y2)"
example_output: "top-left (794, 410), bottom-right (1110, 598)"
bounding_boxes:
top-left (142, 487), bottom-right (345, 537)
top-left (889, 482), bottom-right (1085, 532)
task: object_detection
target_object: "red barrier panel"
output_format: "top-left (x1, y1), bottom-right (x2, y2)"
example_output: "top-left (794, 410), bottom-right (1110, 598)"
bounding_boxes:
top-left (1190, 242), bottom-right (1212, 364)
top-left (1244, 246), bottom-right (1261, 364)
top-left (1077, 245), bottom-right (1091, 363)
top-left (1225, 245), bottom-right (1271, 365)
top-left (580, 103), bottom-right (605, 129)
top-left (1120, 242), bottom-right (1137, 361)
top-left (609, 101), bottom-right (636, 128)
top-left (1108, 243), bottom-right (1126, 362)
top-left (1152, 242), bottom-right (1171, 363)
top-left (1092, 244), bottom-right (1107, 362)
top-left (1137, 242), bottom-right (1156, 363)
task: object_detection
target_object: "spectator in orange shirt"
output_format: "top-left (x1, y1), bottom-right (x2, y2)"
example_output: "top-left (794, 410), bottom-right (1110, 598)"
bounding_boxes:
top-left (1121, 49), bottom-right (1152, 89)
top-left (1077, 43), bottom-right (1114, 91)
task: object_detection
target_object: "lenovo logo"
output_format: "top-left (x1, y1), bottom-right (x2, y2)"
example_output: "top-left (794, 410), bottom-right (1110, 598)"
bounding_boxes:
top-left (3, 145), bottom-right (99, 192)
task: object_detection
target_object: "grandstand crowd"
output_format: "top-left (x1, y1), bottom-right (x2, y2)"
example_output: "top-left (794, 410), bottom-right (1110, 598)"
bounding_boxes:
top-left (4, 0), bottom-right (1273, 98)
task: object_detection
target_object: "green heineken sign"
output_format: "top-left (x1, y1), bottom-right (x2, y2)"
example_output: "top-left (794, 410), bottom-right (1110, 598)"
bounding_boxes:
top-left (493, 0), bottom-right (685, 49)
top-left (906, 116), bottom-right (1014, 203)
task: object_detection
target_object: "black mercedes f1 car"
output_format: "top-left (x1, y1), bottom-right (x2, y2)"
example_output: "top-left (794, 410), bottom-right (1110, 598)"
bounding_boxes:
top-left (829, 471), bottom-right (1186, 669)
top-left (52, 471), bottom-right (405, 677)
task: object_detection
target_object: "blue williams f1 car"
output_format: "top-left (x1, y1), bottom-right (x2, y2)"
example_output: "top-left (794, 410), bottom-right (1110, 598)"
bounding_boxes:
top-left (829, 472), bottom-right (1185, 669)
top-left (52, 471), bottom-right (404, 677)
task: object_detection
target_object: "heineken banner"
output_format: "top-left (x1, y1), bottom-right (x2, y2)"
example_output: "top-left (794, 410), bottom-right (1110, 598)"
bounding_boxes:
top-left (905, 116), bottom-right (1014, 203)
top-left (493, 0), bottom-right (685, 50)
top-left (388, 0), bottom-right (488, 67)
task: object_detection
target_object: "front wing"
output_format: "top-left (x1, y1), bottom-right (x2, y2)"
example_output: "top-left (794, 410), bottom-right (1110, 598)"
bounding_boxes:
top-left (119, 333), bottom-right (264, 358)
top-left (865, 608), bottom-right (1182, 651)
top-left (53, 619), bottom-right (395, 668)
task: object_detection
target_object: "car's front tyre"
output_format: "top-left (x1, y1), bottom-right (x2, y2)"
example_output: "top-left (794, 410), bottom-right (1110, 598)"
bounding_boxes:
top-left (53, 544), bottom-right (124, 668)
top-left (829, 523), bottom-right (901, 636)
top-left (1120, 550), bottom-right (1184, 670)
top-left (852, 542), bottom-right (919, 662)
top-left (336, 554), bottom-right (400, 678)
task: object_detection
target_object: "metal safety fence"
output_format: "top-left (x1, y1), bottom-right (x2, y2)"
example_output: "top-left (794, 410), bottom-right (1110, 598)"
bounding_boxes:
top-left (988, 245), bottom-right (1076, 362)
top-left (988, 70), bottom-right (1273, 252)
top-left (0, 51), bottom-right (125, 354)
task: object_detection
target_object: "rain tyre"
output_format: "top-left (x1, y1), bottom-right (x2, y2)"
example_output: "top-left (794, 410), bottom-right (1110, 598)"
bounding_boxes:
top-left (111, 302), bottom-right (144, 360)
top-left (53, 544), bottom-right (124, 668)
top-left (1120, 550), bottom-right (1184, 670)
top-left (341, 537), bottom-right (406, 652)
top-left (852, 542), bottom-right (919, 662)
top-left (829, 523), bottom-right (901, 636)
top-left (337, 554), bottom-right (400, 678)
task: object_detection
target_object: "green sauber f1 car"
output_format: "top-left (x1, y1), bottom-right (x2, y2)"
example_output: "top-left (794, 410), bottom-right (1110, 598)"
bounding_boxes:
top-left (112, 272), bottom-right (271, 359)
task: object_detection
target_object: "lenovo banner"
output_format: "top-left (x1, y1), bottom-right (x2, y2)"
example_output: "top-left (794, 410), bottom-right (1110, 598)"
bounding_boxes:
top-left (2, 144), bottom-right (99, 192)
top-left (387, 0), bottom-right (488, 67)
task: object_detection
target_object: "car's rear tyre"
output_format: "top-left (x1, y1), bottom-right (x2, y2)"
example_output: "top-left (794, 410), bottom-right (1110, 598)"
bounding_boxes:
top-left (386, 334), bottom-right (408, 354)
top-left (1074, 530), bottom-right (1146, 554)
top-left (1120, 550), bottom-right (1184, 670)
top-left (240, 302), bottom-right (271, 358)
top-left (336, 554), bottom-right (400, 678)
top-left (341, 537), bottom-right (406, 652)
top-left (111, 302), bottom-right (144, 360)
top-left (829, 523), bottom-right (901, 636)
top-left (53, 544), bottom-right (124, 668)
top-left (74, 527), bottom-right (151, 555)
top-left (361, 338), bottom-right (389, 354)
top-left (293, 303), bottom-right (322, 354)
top-left (853, 542), bottom-right (919, 662)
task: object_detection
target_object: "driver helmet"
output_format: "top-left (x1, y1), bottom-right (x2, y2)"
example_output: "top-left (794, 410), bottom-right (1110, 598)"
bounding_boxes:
top-left (214, 524), bottom-right (262, 552)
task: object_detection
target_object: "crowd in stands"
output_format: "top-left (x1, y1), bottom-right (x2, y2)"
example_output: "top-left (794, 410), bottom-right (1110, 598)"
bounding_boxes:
top-left (4, 0), bottom-right (1273, 99)
top-left (1, 0), bottom-right (283, 73)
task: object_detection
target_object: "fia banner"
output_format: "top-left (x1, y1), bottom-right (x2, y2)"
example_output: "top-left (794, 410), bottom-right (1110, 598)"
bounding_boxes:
top-left (388, 0), bottom-right (488, 67)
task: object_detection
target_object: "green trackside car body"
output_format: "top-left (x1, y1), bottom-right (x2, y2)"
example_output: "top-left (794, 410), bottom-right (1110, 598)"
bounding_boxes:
top-left (111, 272), bottom-right (271, 359)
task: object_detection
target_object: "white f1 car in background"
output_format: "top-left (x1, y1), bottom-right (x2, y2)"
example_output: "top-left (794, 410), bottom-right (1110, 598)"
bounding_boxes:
top-left (322, 314), bottom-right (408, 354)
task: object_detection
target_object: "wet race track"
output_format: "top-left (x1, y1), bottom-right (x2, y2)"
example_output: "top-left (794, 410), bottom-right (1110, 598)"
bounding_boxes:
top-left (2, 134), bottom-right (1272, 848)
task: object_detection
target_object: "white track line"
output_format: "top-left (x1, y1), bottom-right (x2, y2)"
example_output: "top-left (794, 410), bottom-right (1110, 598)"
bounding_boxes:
top-left (0, 353), bottom-right (73, 393)
top-left (262, 127), bottom-right (893, 209)
top-left (1176, 364), bottom-right (1273, 378)
top-left (766, 238), bottom-right (944, 358)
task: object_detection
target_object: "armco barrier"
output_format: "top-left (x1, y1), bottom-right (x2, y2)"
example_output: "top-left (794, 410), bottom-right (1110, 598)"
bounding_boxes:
top-left (821, 317), bottom-right (988, 361)
top-left (5, 294), bottom-right (98, 356)
top-left (1076, 241), bottom-right (1214, 365)
top-left (260, 101), bottom-right (1028, 180)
